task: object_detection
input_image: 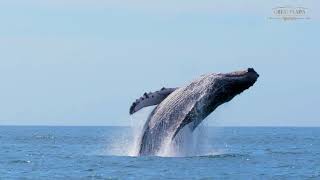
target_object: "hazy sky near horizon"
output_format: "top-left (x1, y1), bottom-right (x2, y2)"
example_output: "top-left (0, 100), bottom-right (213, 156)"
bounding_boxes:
top-left (0, 0), bottom-right (319, 126)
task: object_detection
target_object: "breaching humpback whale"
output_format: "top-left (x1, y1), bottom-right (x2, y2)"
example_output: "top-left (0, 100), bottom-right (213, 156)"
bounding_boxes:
top-left (130, 68), bottom-right (259, 156)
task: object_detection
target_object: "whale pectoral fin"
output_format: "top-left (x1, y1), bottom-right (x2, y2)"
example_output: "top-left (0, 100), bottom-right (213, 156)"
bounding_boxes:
top-left (130, 87), bottom-right (178, 115)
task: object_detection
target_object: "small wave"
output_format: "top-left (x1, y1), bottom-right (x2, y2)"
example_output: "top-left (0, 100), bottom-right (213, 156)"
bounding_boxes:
top-left (32, 134), bottom-right (55, 140)
top-left (9, 160), bottom-right (31, 164)
top-left (84, 168), bottom-right (94, 172)
top-left (271, 164), bottom-right (294, 169)
top-left (198, 153), bottom-right (248, 159)
top-left (85, 175), bottom-right (105, 179)
top-left (124, 164), bottom-right (140, 168)
top-left (266, 150), bottom-right (304, 155)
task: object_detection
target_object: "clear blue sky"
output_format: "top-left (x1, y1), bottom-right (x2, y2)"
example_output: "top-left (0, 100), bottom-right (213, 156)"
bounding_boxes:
top-left (0, 0), bottom-right (319, 126)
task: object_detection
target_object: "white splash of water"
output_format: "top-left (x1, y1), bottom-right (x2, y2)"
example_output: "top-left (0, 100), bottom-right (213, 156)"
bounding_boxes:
top-left (104, 104), bottom-right (220, 157)
top-left (128, 106), bottom-right (156, 156)
top-left (156, 122), bottom-right (219, 157)
top-left (102, 106), bottom-right (153, 156)
top-left (104, 132), bottom-right (132, 156)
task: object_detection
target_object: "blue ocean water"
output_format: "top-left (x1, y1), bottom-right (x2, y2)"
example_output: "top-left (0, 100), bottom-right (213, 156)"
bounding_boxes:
top-left (0, 126), bottom-right (319, 179)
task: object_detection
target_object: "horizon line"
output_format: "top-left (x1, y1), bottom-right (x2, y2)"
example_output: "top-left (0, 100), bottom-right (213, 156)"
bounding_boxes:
top-left (0, 124), bottom-right (319, 128)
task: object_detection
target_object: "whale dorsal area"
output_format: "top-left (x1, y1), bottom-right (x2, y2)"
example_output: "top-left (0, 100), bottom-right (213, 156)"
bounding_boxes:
top-left (129, 87), bottom-right (178, 115)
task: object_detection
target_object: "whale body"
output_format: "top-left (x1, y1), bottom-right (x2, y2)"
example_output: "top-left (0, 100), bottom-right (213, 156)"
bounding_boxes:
top-left (130, 68), bottom-right (259, 156)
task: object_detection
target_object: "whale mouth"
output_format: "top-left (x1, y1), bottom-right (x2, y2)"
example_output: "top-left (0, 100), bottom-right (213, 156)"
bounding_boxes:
top-left (225, 68), bottom-right (259, 78)
top-left (248, 68), bottom-right (259, 77)
top-left (223, 68), bottom-right (259, 86)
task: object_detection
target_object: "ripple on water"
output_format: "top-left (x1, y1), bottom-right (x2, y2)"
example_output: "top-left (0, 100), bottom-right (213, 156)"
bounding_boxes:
top-left (266, 149), bottom-right (304, 155)
top-left (9, 160), bottom-right (31, 164)
top-left (198, 153), bottom-right (249, 159)
top-left (85, 168), bottom-right (94, 172)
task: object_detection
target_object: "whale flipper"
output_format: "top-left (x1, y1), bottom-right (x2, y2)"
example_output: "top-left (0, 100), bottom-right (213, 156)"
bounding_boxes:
top-left (130, 87), bottom-right (178, 114)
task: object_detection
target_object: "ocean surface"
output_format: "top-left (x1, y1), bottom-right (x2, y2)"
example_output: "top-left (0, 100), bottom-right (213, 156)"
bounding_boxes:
top-left (0, 126), bottom-right (319, 179)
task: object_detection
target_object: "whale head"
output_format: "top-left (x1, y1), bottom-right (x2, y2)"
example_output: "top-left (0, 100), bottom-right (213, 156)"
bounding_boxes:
top-left (214, 67), bottom-right (259, 97)
top-left (204, 68), bottom-right (259, 108)
top-left (185, 68), bottom-right (259, 132)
